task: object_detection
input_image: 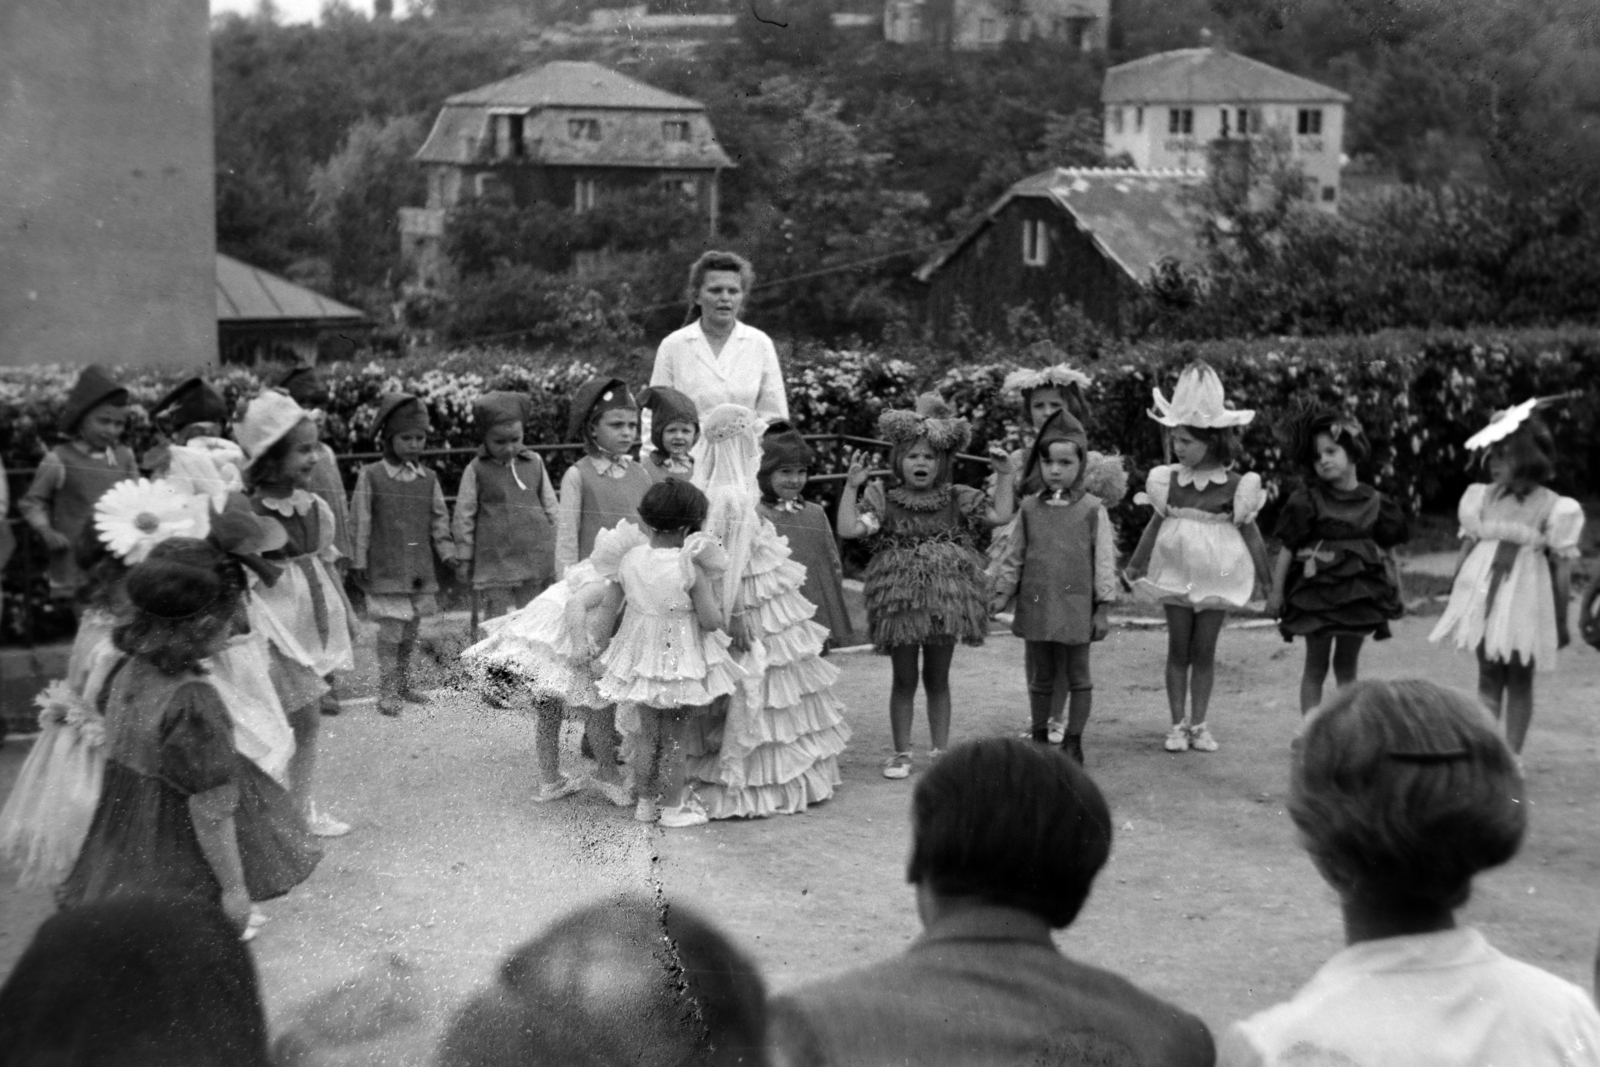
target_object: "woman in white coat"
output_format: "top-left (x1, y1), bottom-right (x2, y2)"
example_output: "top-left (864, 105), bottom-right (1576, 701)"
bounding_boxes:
top-left (646, 252), bottom-right (789, 459)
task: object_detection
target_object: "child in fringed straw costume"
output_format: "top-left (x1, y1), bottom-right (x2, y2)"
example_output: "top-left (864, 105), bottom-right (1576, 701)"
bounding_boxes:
top-left (837, 394), bottom-right (995, 781)
top-left (989, 409), bottom-right (1123, 765)
top-left (755, 420), bottom-right (853, 650)
top-left (349, 394), bottom-right (457, 717)
top-left (1126, 363), bottom-right (1269, 754)
top-left (1429, 398), bottom-right (1585, 756)
top-left (681, 404), bottom-right (851, 820)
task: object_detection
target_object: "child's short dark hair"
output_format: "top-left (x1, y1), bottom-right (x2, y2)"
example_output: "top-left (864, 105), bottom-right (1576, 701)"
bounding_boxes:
top-left (906, 738), bottom-right (1112, 929)
top-left (1178, 424), bottom-right (1241, 466)
top-left (637, 478), bottom-right (709, 534)
top-left (114, 539), bottom-right (245, 676)
top-left (1290, 679), bottom-right (1525, 912)
top-left (1490, 416), bottom-right (1556, 488)
top-left (1299, 412), bottom-right (1371, 468)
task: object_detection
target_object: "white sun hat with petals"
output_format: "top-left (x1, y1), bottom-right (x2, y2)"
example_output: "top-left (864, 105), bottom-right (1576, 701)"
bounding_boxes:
top-left (1149, 362), bottom-right (1254, 429)
top-left (1463, 398), bottom-right (1542, 452)
top-left (95, 479), bottom-right (210, 564)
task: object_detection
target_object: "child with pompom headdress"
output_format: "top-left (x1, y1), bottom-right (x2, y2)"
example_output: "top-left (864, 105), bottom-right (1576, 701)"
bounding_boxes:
top-left (836, 394), bottom-right (997, 781)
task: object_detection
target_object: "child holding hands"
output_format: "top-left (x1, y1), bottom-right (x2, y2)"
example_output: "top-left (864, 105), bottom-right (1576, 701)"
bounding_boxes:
top-left (349, 394), bottom-right (456, 717)
top-left (1126, 363), bottom-right (1269, 753)
top-left (989, 410), bottom-right (1120, 764)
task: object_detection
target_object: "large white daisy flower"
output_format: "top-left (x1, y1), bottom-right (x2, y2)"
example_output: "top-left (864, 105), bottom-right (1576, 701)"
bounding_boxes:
top-left (94, 478), bottom-right (209, 564)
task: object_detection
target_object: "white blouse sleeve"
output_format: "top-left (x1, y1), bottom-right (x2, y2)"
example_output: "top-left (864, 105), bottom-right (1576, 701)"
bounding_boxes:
top-left (1456, 483), bottom-right (1488, 540)
top-left (1546, 495), bottom-right (1586, 559)
top-left (1232, 472), bottom-right (1266, 526)
top-left (1134, 465), bottom-right (1172, 516)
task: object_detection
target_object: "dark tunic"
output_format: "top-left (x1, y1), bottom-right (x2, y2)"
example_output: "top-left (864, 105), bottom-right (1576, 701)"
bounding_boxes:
top-left (28, 443), bottom-right (137, 591)
top-left (758, 500), bottom-right (853, 647)
top-left (465, 452), bottom-right (555, 589)
top-left (1010, 494), bottom-right (1102, 646)
top-left (1273, 481), bottom-right (1409, 640)
top-left (59, 658), bottom-right (320, 908)
top-left (575, 458), bottom-right (653, 562)
top-left (358, 462), bottom-right (442, 595)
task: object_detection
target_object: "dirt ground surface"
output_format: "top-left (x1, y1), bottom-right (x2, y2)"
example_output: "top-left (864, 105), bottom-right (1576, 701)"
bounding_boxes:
top-left (3, 613), bottom-right (1598, 1061)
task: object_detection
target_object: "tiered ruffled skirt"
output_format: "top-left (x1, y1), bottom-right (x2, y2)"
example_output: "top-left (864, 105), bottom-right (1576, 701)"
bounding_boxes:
top-left (462, 561), bottom-right (605, 708)
top-left (685, 532), bottom-right (852, 819)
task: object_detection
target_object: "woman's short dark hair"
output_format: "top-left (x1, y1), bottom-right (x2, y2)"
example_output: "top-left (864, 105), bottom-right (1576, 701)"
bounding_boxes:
top-left (1489, 416), bottom-right (1556, 489)
top-left (638, 477), bottom-right (709, 534)
top-left (0, 897), bottom-right (271, 1067)
top-left (1177, 424), bottom-right (1242, 466)
top-left (436, 895), bottom-right (765, 1067)
top-left (906, 738), bottom-right (1112, 929)
top-left (685, 250), bottom-right (755, 308)
top-left (1290, 679), bottom-right (1525, 912)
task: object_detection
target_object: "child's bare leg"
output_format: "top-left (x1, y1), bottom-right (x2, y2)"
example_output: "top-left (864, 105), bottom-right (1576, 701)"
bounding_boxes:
top-left (888, 645), bottom-right (920, 752)
top-left (535, 703), bottom-right (564, 785)
top-left (1164, 605), bottom-right (1195, 724)
top-left (1187, 610), bottom-right (1226, 725)
top-left (634, 711), bottom-right (663, 802)
top-left (1476, 646), bottom-right (1507, 720)
top-left (1300, 633), bottom-right (1335, 714)
top-left (922, 641), bottom-right (956, 750)
top-left (584, 705), bottom-right (623, 785)
top-left (287, 702), bottom-right (319, 817)
top-left (658, 709), bottom-right (690, 805)
top-left (1331, 634), bottom-right (1364, 688)
top-left (1503, 655), bottom-right (1535, 754)
top-left (1064, 643), bottom-right (1093, 736)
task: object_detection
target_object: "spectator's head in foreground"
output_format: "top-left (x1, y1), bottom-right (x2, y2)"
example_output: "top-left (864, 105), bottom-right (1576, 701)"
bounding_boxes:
top-left (1292, 680), bottom-right (1525, 925)
top-left (437, 894), bottom-right (767, 1067)
top-left (0, 897), bottom-right (271, 1067)
top-left (907, 737), bottom-right (1113, 929)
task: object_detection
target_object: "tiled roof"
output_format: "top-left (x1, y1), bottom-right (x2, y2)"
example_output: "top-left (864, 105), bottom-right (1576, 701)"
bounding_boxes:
top-left (1103, 48), bottom-right (1350, 104)
top-left (917, 168), bottom-right (1203, 284)
top-left (444, 61), bottom-right (706, 111)
top-left (216, 254), bottom-right (366, 324)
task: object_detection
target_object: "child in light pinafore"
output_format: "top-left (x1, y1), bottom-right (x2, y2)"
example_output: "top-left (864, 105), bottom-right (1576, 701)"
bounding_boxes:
top-left (1429, 401), bottom-right (1584, 756)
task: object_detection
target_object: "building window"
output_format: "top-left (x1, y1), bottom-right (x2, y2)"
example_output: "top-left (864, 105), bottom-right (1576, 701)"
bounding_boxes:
top-left (662, 120), bottom-right (691, 142)
top-left (574, 178), bottom-right (598, 213)
top-left (1022, 219), bottom-right (1048, 266)
top-left (474, 173), bottom-right (509, 202)
top-left (568, 118), bottom-right (602, 141)
top-left (1135, 106), bottom-right (1144, 132)
top-left (1297, 108), bottom-right (1323, 135)
top-left (1168, 108), bottom-right (1193, 135)
top-left (1321, 185), bottom-right (1338, 202)
top-left (506, 115), bottom-right (525, 157)
top-left (1236, 107), bottom-right (1261, 135)
top-left (1066, 15), bottom-right (1093, 49)
top-left (1109, 107), bottom-right (1123, 135)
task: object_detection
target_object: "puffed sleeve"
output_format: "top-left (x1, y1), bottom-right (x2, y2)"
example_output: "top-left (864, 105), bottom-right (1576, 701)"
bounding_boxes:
top-left (588, 520), bottom-right (650, 579)
top-left (1373, 491), bottom-right (1410, 549)
top-left (1232, 472), bottom-right (1266, 526)
top-left (1133, 465), bottom-right (1172, 516)
top-left (1546, 495), bottom-right (1586, 559)
top-left (680, 532), bottom-right (729, 588)
top-left (1092, 502), bottom-right (1119, 604)
top-left (1456, 482), bottom-right (1488, 540)
top-left (857, 481), bottom-right (885, 536)
top-left (1271, 487), bottom-right (1316, 549)
top-left (158, 681), bottom-right (239, 800)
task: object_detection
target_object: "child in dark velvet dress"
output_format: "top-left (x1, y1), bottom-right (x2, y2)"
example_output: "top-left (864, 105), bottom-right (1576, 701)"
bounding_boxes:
top-left (58, 537), bottom-right (320, 932)
top-left (990, 410), bottom-right (1119, 764)
top-left (1266, 408), bottom-right (1409, 714)
top-left (756, 421), bottom-right (852, 650)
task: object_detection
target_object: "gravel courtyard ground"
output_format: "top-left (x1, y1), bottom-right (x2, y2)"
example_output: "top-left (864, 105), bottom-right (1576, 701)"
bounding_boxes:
top-left (3, 613), bottom-right (1597, 1060)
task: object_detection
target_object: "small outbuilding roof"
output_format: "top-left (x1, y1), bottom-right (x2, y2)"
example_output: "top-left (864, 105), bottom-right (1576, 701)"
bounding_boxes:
top-left (444, 60), bottom-right (706, 112)
top-left (1103, 48), bottom-right (1351, 105)
top-left (918, 167), bottom-right (1204, 285)
top-left (216, 254), bottom-right (367, 325)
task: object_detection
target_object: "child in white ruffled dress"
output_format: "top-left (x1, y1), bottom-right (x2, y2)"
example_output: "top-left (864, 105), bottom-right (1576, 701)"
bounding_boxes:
top-left (579, 479), bottom-right (741, 828)
top-left (1126, 363), bottom-right (1269, 753)
top-left (1429, 402), bottom-right (1584, 756)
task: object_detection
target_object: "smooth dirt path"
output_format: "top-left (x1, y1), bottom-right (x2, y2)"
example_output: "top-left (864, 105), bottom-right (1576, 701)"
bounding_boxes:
top-left (3, 616), bottom-right (1597, 1059)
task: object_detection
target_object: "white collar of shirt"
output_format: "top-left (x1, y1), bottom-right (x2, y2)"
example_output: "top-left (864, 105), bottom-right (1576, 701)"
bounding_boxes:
top-left (769, 498), bottom-right (804, 513)
top-left (691, 317), bottom-right (747, 369)
top-left (381, 458), bottom-right (425, 482)
top-left (590, 453), bottom-right (634, 479)
top-left (71, 441), bottom-right (117, 464)
top-left (658, 454), bottom-right (694, 475)
top-left (257, 489), bottom-right (317, 517)
top-left (1176, 465), bottom-right (1229, 490)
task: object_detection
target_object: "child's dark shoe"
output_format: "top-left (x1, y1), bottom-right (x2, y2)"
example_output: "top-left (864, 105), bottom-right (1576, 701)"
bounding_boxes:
top-left (1062, 733), bottom-right (1084, 764)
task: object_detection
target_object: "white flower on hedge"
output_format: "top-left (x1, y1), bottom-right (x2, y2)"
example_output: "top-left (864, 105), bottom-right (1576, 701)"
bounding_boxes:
top-left (94, 478), bottom-right (208, 564)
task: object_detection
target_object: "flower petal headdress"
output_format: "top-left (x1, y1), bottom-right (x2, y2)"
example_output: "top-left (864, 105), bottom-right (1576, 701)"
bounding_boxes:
top-left (1149, 362), bottom-right (1254, 429)
top-left (1001, 364), bottom-right (1092, 406)
top-left (878, 393), bottom-right (972, 453)
top-left (95, 479), bottom-right (209, 564)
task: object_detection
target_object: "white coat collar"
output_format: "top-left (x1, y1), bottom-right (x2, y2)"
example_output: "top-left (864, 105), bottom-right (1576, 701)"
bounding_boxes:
top-left (688, 318), bottom-right (749, 378)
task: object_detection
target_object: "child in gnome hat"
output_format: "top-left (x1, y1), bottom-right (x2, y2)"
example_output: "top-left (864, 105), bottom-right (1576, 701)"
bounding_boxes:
top-left (453, 391), bottom-right (558, 621)
top-left (637, 385), bottom-right (700, 484)
top-left (348, 393), bottom-right (456, 717)
top-left (19, 364), bottom-right (138, 606)
top-left (553, 377), bottom-right (653, 578)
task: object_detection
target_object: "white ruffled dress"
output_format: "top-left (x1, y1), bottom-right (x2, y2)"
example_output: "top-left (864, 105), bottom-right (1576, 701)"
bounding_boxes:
top-left (1430, 483), bottom-right (1585, 671)
top-left (1132, 464), bottom-right (1266, 610)
top-left (598, 536), bottom-right (743, 712)
top-left (462, 522), bottom-right (650, 709)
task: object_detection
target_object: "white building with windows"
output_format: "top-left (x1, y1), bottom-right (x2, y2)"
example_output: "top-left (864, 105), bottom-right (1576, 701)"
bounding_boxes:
top-left (1101, 48), bottom-right (1349, 208)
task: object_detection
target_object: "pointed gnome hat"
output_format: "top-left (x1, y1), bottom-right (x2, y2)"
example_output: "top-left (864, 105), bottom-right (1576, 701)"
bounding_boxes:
top-left (153, 377), bottom-right (230, 431)
top-left (474, 391), bottom-right (531, 433)
top-left (1149, 362), bottom-right (1253, 429)
top-left (760, 420), bottom-right (814, 475)
top-left (60, 364), bottom-right (130, 434)
top-left (371, 393), bottom-right (429, 444)
top-left (565, 377), bottom-right (635, 443)
top-left (1028, 408), bottom-right (1091, 489)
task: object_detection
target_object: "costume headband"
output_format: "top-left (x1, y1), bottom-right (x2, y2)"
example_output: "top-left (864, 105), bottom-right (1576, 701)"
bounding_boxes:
top-left (877, 393), bottom-right (972, 453)
top-left (1463, 392), bottom-right (1580, 452)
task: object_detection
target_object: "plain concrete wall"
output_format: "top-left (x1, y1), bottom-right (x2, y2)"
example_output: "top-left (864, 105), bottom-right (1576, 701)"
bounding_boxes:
top-left (0, 0), bottom-right (215, 369)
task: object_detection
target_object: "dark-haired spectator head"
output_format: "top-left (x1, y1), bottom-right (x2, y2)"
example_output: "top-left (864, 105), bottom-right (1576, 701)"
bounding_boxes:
top-left (1291, 679), bottom-right (1525, 914)
top-left (0, 897), bottom-right (271, 1067)
top-left (638, 477), bottom-right (710, 536)
top-left (436, 894), bottom-right (766, 1067)
top-left (907, 737), bottom-right (1112, 929)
